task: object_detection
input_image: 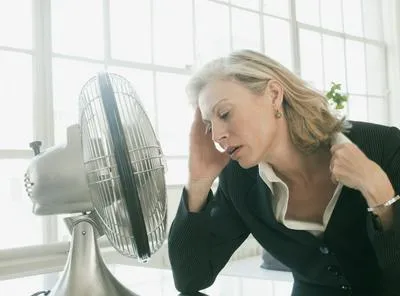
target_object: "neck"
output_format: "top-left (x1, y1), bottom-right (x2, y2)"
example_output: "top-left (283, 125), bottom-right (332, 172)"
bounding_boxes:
top-left (272, 148), bottom-right (331, 185)
top-left (263, 123), bottom-right (331, 185)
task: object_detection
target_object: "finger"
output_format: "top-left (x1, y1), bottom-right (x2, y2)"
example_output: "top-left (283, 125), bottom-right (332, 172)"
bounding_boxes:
top-left (329, 154), bottom-right (338, 172)
top-left (330, 172), bottom-right (339, 185)
top-left (194, 107), bottom-right (202, 122)
top-left (330, 165), bottom-right (341, 184)
top-left (192, 109), bottom-right (206, 130)
top-left (330, 143), bottom-right (347, 154)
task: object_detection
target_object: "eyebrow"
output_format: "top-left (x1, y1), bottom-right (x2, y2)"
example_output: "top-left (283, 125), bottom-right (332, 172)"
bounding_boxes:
top-left (202, 98), bottom-right (229, 121)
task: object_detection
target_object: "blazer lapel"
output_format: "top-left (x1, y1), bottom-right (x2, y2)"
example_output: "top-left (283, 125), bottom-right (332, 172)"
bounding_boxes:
top-left (245, 174), bottom-right (323, 247)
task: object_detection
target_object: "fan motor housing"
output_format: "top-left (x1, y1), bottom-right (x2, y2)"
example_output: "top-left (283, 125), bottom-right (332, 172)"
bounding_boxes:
top-left (25, 124), bottom-right (93, 215)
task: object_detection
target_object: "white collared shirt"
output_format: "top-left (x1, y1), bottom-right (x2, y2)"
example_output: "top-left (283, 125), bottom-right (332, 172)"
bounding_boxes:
top-left (258, 133), bottom-right (352, 236)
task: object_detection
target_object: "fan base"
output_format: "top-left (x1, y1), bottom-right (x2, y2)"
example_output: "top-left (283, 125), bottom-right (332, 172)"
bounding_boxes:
top-left (49, 217), bottom-right (139, 296)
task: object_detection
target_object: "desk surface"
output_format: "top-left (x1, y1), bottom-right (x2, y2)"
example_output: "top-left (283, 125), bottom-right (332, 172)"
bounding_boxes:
top-left (1, 262), bottom-right (293, 296)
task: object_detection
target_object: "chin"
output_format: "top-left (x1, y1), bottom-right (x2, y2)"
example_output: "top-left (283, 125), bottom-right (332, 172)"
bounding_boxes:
top-left (236, 158), bottom-right (258, 169)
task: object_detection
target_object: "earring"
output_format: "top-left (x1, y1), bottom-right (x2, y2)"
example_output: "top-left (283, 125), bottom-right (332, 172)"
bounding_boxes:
top-left (274, 109), bottom-right (283, 118)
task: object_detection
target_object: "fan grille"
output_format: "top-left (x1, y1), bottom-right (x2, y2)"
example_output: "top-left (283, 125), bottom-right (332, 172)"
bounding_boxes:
top-left (78, 73), bottom-right (167, 260)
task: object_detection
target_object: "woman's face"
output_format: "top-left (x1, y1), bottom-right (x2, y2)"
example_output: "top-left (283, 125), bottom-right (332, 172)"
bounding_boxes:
top-left (198, 79), bottom-right (283, 168)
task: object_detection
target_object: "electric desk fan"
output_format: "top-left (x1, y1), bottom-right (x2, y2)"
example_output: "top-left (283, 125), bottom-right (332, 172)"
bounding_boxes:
top-left (24, 72), bottom-right (167, 296)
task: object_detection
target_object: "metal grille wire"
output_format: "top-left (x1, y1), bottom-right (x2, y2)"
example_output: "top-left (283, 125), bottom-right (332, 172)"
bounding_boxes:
top-left (78, 73), bottom-right (167, 260)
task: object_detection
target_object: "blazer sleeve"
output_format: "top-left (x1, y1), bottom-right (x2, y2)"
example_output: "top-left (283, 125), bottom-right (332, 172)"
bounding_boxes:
top-left (168, 181), bottom-right (250, 294)
top-left (366, 126), bottom-right (400, 283)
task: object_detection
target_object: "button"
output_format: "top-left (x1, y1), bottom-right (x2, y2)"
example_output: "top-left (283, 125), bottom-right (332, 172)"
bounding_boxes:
top-left (319, 245), bottom-right (330, 255)
top-left (327, 265), bottom-right (342, 277)
top-left (327, 265), bottom-right (336, 272)
top-left (341, 285), bottom-right (351, 291)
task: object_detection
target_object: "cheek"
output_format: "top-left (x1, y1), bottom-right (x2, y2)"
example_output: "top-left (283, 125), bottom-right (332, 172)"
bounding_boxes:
top-left (235, 111), bottom-right (274, 145)
top-left (253, 119), bottom-right (276, 149)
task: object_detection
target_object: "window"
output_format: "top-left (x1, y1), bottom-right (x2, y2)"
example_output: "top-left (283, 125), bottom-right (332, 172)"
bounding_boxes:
top-left (0, 160), bottom-right (43, 249)
top-left (0, 0), bottom-right (32, 49)
top-left (0, 51), bottom-right (33, 149)
top-left (47, 0), bottom-right (387, 190)
top-left (109, 1), bottom-right (152, 63)
top-left (153, 0), bottom-right (193, 67)
top-left (51, 0), bottom-right (104, 59)
top-left (196, 0), bottom-right (230, 65)
top-left (0, 0), bottom-right (44, 250)
top-left (295, 0), bottom-right (387, 124)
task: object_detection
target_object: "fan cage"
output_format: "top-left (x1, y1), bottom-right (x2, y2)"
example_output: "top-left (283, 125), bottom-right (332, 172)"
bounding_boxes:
top-left (78, 73), bottom-right (167, 259)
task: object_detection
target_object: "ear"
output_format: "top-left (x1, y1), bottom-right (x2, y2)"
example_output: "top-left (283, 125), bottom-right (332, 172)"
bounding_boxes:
top-left (265, 80), bottom-right (284, 108)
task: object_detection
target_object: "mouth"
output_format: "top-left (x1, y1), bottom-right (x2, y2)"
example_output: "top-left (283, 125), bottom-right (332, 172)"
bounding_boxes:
top-left (226, 146), bottom-right (242, 159)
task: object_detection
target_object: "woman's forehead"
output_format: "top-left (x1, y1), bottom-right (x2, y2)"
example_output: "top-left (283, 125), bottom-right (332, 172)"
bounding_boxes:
top-left (198, 80), bottom-right (255, 119)
top-left (199, 80), bottom-right (243, 103)
top-left (199, 97), bottom-right (229, 121)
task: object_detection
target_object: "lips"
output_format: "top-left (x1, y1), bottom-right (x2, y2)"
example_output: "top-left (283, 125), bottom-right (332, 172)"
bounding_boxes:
top-left (226, 146), bottom-right (242, 157)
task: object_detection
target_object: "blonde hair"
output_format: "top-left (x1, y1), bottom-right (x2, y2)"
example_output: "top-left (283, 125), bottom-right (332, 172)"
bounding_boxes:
top-left (186, 49), bottom-right (350, 154)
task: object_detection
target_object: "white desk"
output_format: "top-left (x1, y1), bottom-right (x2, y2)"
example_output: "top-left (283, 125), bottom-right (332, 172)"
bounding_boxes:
top-left (0, 259), bottom-right (293, 296)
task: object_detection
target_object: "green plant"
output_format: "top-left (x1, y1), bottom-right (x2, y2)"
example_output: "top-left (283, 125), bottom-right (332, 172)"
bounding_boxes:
top-left (325, 82), bottom-right (348, 110)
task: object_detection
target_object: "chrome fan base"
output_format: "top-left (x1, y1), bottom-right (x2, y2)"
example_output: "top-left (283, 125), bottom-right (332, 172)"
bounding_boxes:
top-left (49, 217), bottom-right (138, 296)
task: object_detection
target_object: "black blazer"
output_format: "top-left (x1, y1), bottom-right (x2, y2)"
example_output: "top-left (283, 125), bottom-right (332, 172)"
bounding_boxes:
top-left (168, 121), bottom-right (400, 296)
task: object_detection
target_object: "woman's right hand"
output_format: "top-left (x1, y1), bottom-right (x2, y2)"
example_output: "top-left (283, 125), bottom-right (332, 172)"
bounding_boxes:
top-left (186, 108), bottom-right (230, 212)
top-left (188, 108), bottom-right (230, 185)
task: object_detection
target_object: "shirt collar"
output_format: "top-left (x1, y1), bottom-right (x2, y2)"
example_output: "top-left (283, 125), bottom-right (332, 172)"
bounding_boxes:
top-left (258, 132), bottom-right (352, 193)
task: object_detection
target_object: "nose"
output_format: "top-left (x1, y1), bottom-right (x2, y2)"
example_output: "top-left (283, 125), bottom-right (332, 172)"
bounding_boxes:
top-left (211, 121), bottom-right (228, 144)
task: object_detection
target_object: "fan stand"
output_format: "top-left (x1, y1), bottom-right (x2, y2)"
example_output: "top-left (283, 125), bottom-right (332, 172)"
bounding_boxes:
top-left (49, 215), bottom-right (139, 296)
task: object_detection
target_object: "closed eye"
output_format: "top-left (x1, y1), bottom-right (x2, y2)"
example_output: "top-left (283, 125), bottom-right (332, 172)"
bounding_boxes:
top-left (219, 111), bottom-right (229, 120)
top-left (203, 111), bottom-right (229, 134)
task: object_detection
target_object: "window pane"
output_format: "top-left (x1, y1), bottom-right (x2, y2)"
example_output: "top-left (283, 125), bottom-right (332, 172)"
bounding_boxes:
top-left (52, 0), bottom-right (104, 59)
top-left (264, 17), bottom-right (292, 70)
top-left (296, 0), bottom-right (320, 26)
top-left (323, 35), bottom-right (346, 91)
top-left (154, 0), bottom-right (193, 67)
top-left (346, 40), bottom-right (366, 94)
top-left (110, 0), bottom-right (151, 63)
top-left (165, 158), bottom-right (189, 185)
top-left (231, 0), bottom-right (259, 11)
top-left (343, 0), bottom-right (363, 37)
top-left (232, 8), bottom-right (261, 52)
top-left (320, 0), bottom-right (343, 32)
top-left (195, 0), bottom-right (230, 65)
top-left (363, 0), bottom-right (383, 40)
top-left (0, 159), bottom-right (43, 249)
top-left (299, 29), bottom-right (323, 90)
top-left (0, 51), bottom-right (32, 149)
top-left (366, 45), bottom-right (386, 96)
top-left (348, 95), bottom-right (368, 121)
top-left (52, 58), bottom-right (104, 144)
top-left (336, 101), bottom-right (348, 118)
top-left (368, 97), bottom-right (387, 125)
top-left (0, 0), bottom-right (32, 49)
top-left (156, 73), bottom-right (191, 156)
top-left (263, 0), bottom-right (289, 18)
top-left (108, 67), bottom-right (156, 126)
top-left (57, 214), bottom-right (71, 242)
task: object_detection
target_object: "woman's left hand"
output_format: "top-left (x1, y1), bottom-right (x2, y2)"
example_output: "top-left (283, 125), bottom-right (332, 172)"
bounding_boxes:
top-left (330, 143), bottom-right (394, 206)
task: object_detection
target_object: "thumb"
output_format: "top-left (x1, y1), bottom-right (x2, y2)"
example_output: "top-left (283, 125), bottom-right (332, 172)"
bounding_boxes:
top-left (331, 173), bottom-right (339, 185)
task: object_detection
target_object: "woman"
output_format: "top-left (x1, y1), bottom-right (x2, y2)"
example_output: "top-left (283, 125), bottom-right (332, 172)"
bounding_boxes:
top-left (168, 50), bottom-right (400, 296)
